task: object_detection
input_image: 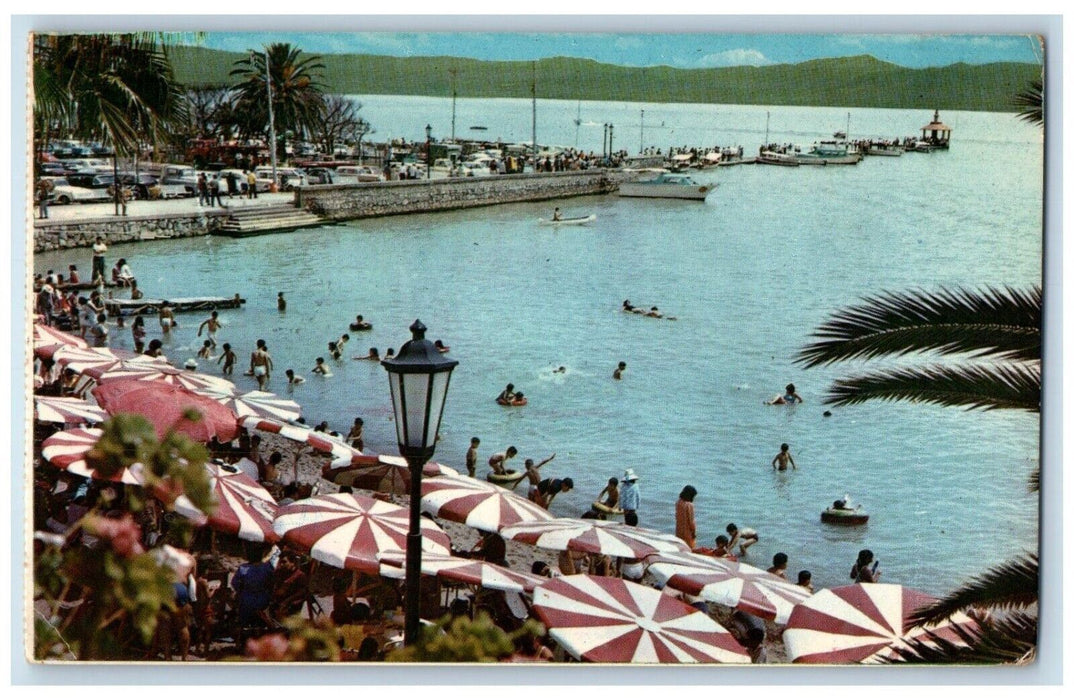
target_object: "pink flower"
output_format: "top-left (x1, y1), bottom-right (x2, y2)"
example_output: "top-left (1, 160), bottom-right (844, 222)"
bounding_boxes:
top-left (85, 514), bottom-right (145, 558)
top-left (245, 633), bottom-right (289, 661)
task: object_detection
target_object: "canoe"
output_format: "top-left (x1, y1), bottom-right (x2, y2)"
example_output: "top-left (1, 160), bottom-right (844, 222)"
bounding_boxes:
top-left (538, 215), bottom-right (596, 226)
top-left (820, 507), bottom-right (869, 525)
top-left (104, 295), bottom-right (245, 316)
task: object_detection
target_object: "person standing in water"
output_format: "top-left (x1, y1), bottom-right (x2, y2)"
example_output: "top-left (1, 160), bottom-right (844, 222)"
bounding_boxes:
top-left (613, 361), bottom-right (627, 380)
top-left (772, 443), bottom-right (797, 471)
top-left (465, 437), bottom-right (481, 478)
top-left (159, 301), bottom-right (177, 334)
top-left (197, 311), bottom-right (222, 349)
top-left (277, 292), bottom-right (286, 311)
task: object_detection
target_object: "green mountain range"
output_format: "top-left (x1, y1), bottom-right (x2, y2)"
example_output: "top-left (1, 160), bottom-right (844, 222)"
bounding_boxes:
top-left (167, 46), bottom-right (1040, 113)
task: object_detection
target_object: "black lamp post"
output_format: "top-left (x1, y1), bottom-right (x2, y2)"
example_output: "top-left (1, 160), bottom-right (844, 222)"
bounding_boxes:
top-left (425, 124), bottom-right (432, 180)
top-left (381, 320), bottom-right (458, 645)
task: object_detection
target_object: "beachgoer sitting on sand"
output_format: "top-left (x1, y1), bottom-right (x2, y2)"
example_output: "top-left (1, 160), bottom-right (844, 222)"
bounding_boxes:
top-left (768, 383), bottom-right (804, 405)
top-left (353, 347), bottom-right (380, 361)
top-left (488, 446), bottom-right (518, 476)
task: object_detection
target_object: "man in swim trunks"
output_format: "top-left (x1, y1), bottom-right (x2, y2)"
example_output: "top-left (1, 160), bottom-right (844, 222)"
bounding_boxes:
top-left (522, 453), bottom-right (556, 500)
top-left (726, 523), bottom-right (759, 556)
top-left (197, 310), bottom-right (222, 349)
top-left (159, 302), bottom-right (176, 334)
top-left (250, 340), bottom-right (273, 390)
top-left (772, 443), bottom-right (796, 471)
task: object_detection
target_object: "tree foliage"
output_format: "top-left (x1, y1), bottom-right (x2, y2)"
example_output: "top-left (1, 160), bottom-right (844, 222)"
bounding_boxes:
top-left (229, 43), bottom-right (326, 143)
top-left (310, 95), bottom-right (373, 156)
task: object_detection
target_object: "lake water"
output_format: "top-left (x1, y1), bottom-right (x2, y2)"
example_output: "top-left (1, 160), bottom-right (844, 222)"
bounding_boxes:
top-left (34, 97), bottom-right (1043, 596)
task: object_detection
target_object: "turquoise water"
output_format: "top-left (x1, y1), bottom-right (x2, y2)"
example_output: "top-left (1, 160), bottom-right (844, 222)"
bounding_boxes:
top-left (34, 99), bottom-right (1043, 596)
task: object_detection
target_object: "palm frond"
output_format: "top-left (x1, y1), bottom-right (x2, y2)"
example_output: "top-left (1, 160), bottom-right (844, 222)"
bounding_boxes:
top-left (797, 286), bottom-right (1041, 368)
top-left (908, 555), bottom-right (1038, 627)
top-left (824, 363), bottom-right (1041, 412)
top-left (885, 611), bottom-right (1037, 664)
top-left (1013, 79), bottom-right (1044, 127)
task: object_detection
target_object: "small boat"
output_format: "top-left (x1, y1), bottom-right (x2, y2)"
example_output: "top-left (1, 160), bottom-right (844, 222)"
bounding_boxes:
top-left (796, 141), bottom-right (863, 165)
top-left (757, 150), bottom-right (800, 167)
top-left (470, 125), bottom-right (488, 131)
top-left (618, 172), bottom-right (714, 200)
top-left (538, 214), bottom-right (596, 226)
top-left (865, 143), bottom-right (905, 157)
top-left (104, 295), bottom-right (246, 316)
top-left (487, 470), bottom-right (525, 488)
top-left (820, 496), bottom-right (869, 525)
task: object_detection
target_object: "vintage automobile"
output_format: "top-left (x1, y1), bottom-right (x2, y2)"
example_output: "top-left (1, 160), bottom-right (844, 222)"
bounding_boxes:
top-left (43, 177), bottom-right (110, 205)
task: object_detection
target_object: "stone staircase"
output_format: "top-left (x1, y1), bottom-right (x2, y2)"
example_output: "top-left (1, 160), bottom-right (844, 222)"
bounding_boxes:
top-left (216, 203), bottom-right (326, 237)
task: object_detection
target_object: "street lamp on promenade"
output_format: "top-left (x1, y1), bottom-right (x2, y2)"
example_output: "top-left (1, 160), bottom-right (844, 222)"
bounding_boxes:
top-left (425, 124), bottom-right (432, 180)
top-left (381, 320), bottom-right (458, 645)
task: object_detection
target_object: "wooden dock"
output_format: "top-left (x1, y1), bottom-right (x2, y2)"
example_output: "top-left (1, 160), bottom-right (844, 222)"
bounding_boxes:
top-left (105, 295), bottom-right (245, 316)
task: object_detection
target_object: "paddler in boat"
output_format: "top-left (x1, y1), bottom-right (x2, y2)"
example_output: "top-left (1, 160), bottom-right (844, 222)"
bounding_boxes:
top-left (552, 207), bottom-right (562, 221)
top-left (488, 446), bottom-right (518, 476)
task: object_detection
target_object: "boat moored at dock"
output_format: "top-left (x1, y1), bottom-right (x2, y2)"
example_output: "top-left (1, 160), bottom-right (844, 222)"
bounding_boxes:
top-left (618, 172), bottom-right (714, 200)
top-left (796, 140), bottom-right (863, 165)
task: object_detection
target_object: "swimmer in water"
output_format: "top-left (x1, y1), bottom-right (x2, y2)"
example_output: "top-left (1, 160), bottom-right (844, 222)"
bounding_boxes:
top-left (353, 347), bottom-right (380, 361)
top-left (196, 340), bottom-right (213, 360)
top-left (613, 361), bottom-right (627, 380)
top-left (768, 383), bottom-right (804, 405)
top-left (772, 443), bottom-right (796, 471)
top-left (311, 357), bottom-right (332, 376)
top-left (285, 369), bottom-right (304, 385)
top-left (328, 341), bottom-right (342, 361)
top-left (553, 366), bottom-right (567, 374)
top-left (496, 383), bottom-right (517, 403)
top-left (384, 348), bottom-right (395, 359)
top-left (434, 339), bottom-right (450, 354)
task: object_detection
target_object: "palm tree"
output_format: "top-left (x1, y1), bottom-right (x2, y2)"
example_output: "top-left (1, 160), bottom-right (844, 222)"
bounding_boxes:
top-left (33, 34), bottom-right (187, 213)
top-left (230, 44), bottom-right (326, 155)
top-left (796, 285), bottom-right (1041, 663)
top-left (1013, 79), bottom-right (1044, 127)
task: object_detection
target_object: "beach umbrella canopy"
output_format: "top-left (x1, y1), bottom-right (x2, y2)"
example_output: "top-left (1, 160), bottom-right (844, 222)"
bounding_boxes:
top-left (500, 518), bottom-right (690, 559)
top-left (272, 493), bottom-right (451, 574)
top-left (324, 453), bottom-right (458, 494)
top-left (34, 396), bottom-right (109, 426)
top-left (420, 473), bottom-right (556, 533)
top-left (92, 379), bottom-right (240, 443)
top-left (94, 364), bottom-right (237, 394)
top-left (378, 550), bottom-right (546, 594)
top-left (173, 461), bottom-right (279, 542)
top-left (645, 550), bottom-right (812, 624)
top-left (782, 583), bottom-right (980, 664)
top-left (240, 417), bottom-right (356, 459)
top-left (54, 346), bottom-right (167, 377)
top-left (33, 323), bottom-right (87, 357)
top-left (532, 575), bottom-right (750, 664)
top-left (40, 427), bottom-right (144, 485)
top-left (198, 388), bottom-right (302, 423)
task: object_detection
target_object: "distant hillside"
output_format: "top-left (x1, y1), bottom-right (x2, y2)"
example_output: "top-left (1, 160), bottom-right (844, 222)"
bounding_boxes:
top-left (166, 46), bottom-right (1040, 113)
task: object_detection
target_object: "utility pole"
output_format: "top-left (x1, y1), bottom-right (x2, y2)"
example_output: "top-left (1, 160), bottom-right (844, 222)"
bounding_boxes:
top-left (531, 61), bottom-right (537, 171)
top-left (640, 109), bottom-right (645, 153)
top-left (450, 67), bottom-right (457, 142)
top-left (261, 49), bottom-right (278, 187)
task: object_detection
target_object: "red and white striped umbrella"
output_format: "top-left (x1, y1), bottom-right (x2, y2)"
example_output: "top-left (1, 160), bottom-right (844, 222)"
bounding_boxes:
top-left (378, 550), bottom-right (546, 593)
top-left (783, 583), bottom-right (979, 664)
top-left (500, 518), bottom-right (691, 559)
top-left (40, 427), bottom-right (144, 485)
top-left (92, 379), bottom-right (240, 443)
top-left (34, 396), bottom-right (109, 425)
top-left (197, 388), bottom-right (302, 423)
top-left (173, 462), bottom-right (279, 542)
top-left (420, 473), bottom-right (556, 533)
top-left (646, 550), bottom-right (811, 624)
top-left (52, 346), bottom-right (121, 375)
top-left (94, 365), bottom-right (236, 393)
top-left (272, 493), bottom-right (451, 574)
top-left (33, 323), bottom-right (87, 357)
top-left (532, 575), bottom-right (750, 664)
top-left (240, 417), bottom-right (357, 459)
top-left (323, 453), bottom-right (458, 495)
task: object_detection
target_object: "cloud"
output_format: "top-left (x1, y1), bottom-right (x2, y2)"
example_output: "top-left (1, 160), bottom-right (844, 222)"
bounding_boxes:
top-left (695, 49), bottom-right (771, 67)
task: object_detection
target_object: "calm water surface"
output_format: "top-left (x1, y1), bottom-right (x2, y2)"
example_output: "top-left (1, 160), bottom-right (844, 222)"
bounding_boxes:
top-left (35, 99), bottom-right (1043, 595)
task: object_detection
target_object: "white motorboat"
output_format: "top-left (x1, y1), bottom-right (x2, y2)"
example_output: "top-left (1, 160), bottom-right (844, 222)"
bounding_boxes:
top-left (796, 141), bottom-right (863, 165)
top-left (757, 150), bottom-right (800, 167)
top-left (618, 172), bottom-right (714, 200)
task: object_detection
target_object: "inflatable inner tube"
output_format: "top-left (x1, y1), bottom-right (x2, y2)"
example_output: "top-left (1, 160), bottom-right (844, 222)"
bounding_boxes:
top-left (496, 397), bottom-right (528, 406)
top-left (820, 507), bottom-right (869, 525)
top-left (487, 471), bottom-right (524, 486)
top-left (349, 323), bottom-right (373, 331)
top-left (591, 501), bottom-right (624, 515)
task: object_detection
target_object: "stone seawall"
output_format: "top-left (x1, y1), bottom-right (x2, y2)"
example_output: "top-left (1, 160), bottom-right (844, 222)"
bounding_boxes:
top-left (296, 169), bottom-right (630, 221)
top-left (33, 212), bottom-right (230, 252)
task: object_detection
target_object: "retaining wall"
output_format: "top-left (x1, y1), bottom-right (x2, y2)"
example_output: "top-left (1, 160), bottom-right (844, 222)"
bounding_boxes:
top-left (296, 170), bottom-right (629, 221)
top-left (33, 212), bottom-right (230, 252)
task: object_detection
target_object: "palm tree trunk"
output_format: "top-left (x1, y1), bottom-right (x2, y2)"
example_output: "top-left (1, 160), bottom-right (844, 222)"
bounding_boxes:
top-left (113, 153), bottom-right (120, 216)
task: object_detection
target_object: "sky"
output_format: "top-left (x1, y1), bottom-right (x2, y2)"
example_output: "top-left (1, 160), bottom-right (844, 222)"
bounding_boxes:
top-left (188, 31), bottom-right (1044, 69)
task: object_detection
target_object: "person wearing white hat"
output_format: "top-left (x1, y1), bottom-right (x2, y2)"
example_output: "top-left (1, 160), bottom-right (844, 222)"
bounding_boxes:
top-left (620, 469), bottom-right (640, 526)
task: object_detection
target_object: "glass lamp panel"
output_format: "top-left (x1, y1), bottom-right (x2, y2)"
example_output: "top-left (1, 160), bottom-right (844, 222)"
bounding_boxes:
top-left (401, 372), bottom-right (432, 449)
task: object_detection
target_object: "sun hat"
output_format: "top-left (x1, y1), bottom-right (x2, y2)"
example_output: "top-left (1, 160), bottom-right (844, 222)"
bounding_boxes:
top-left (623, 468), bottom-right (639, 481)
top-left (184, 359), bottom-right (198, 370)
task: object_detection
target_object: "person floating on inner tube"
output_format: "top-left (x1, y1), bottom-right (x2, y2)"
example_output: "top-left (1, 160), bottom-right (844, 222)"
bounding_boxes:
top-left (350, 314), bottom-right (373, 331)
top-left (768, 383), bottom-right (804, 405)
top-left (496, 383), bottom-right (517, 405)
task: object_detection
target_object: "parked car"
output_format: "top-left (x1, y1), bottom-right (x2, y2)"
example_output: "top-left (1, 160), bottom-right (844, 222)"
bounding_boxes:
top-left (43, 177), bottom-right (110, 205)
top-left (39, 162), bottom-right (70, 177)
top-left (334, 165), bottom-right (385, 184)
top-left (155, 165), bottom-right (198, 196)
top-left (66, 172), bottom-right (115, 190)
top-left (304, 167), bottom-right (334, 185)
top-left (116, 172), bottom-right (161, 200)
top-left (255, 166), bottom-right (308, 191)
